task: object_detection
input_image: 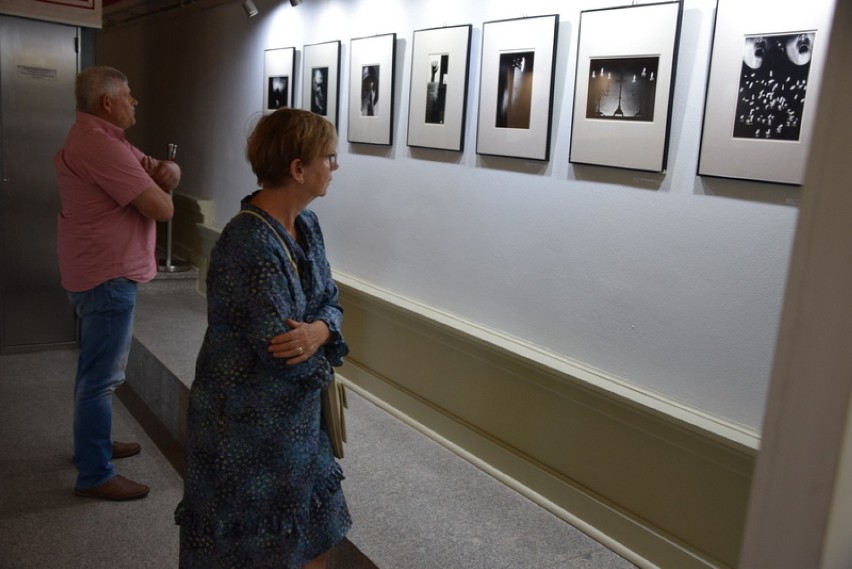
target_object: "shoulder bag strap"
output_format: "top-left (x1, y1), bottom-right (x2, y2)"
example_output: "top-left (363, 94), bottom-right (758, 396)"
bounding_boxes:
top-left (239, 209), bottom-right (299, 277)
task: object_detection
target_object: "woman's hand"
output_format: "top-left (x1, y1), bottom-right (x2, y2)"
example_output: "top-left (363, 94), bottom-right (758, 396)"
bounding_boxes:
top-left (268, 319), bottom-right (331, 365)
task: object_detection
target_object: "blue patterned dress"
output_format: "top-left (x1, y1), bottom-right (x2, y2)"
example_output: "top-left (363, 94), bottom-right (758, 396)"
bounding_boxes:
top-left (175, 194), bottom-right (351, 568)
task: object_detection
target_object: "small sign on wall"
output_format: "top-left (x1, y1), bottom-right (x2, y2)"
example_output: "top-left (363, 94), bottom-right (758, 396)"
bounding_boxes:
top-left (17, 66), bottom-right (59, 81)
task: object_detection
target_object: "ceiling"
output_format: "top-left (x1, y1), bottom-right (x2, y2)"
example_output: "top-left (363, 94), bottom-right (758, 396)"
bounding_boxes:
top-left (101, 0), bottom-right (231, 28)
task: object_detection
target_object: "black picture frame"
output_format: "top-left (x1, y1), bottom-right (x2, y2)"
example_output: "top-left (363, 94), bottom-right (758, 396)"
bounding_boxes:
top-left (407, 24), bottom-right (472, 152)
top-left (697, 0), bottom-right (834, 185)
top-left (569, 1), bottom-right (683, 173)
top-left (302, 40), bottom-right (341, 128)
top-left (263, 47), bottom-right (295, 113)
top-left (475, 15), bottom-right (559, 161)
top-left (348, 33), bottom-right (397, 145)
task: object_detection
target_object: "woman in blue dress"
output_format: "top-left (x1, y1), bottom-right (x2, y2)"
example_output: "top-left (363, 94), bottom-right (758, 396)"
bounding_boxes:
top-left (175, 108), bottom-right (350, 569)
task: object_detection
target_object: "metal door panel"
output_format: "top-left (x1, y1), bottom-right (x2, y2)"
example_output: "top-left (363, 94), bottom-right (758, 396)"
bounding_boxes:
top-left (0, 15), bottom-right (78, 353)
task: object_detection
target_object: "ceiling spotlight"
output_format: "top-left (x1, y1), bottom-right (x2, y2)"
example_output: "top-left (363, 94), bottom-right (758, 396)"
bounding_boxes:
top-left (241, 0), bottom-right (258, 16)
top-left (290, 0), bottom-right (302, 6)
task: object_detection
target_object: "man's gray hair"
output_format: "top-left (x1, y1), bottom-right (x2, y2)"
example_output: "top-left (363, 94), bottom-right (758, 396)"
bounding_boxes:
top-left (75, 66), bottom-right (128, 114)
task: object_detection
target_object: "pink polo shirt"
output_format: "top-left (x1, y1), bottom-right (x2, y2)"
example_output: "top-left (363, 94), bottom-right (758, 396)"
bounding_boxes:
top-left (55, 112), bottom-right (158, 292)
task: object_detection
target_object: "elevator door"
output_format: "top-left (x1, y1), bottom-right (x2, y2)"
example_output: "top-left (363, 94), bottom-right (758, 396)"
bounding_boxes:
top-left (0, 15), bottom-right (78, 353)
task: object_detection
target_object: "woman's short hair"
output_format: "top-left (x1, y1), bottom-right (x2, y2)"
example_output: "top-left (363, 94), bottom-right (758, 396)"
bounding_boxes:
top-left (246, 108), bottom-right (337, 187)
top-left (76, 66), bottom-right (128, 114)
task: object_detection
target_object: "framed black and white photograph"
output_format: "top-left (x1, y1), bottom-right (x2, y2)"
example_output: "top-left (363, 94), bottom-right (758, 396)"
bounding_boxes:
top-left (569, 1), bottom-right (682, 172)
top-left (407, 24), bottom-right (472, 152)
top-left (302, 40), bottom-right (341, 127)
top-left (476, 15), bottom-right (559, 161)
top-left (263, 47), bottom-right (295, 113)
top-left (348, 33), bottom-right (396, 145)
top-left (697, 0), bottom-right (834, 185)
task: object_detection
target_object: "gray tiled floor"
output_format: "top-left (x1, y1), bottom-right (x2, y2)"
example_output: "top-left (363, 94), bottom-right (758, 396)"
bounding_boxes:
top-left (342, 388), bottom-right (639, 569)
top-left (0, 349), bottom-right (183, 569)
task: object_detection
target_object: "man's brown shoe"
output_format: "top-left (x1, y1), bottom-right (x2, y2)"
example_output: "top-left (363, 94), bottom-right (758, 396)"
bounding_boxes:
top-left (71, 441), bottom-right (141, 463)
top-left (112, 441), bottom-right (141, 459)
top-left (74, 475), bottom-right (149, 501)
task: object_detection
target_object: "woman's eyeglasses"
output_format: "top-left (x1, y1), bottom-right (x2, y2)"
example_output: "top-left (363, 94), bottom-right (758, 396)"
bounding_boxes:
top-left (324, 153), bottom-right (338, 167)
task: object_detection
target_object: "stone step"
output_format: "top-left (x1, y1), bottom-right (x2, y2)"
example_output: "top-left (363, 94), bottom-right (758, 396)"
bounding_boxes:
top-left (140, 257), bottom-right (199, 294)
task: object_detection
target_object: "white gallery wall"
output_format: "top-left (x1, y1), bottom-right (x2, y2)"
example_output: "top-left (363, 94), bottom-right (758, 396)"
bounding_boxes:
top-left (96, 0), bottom-right (805, 431)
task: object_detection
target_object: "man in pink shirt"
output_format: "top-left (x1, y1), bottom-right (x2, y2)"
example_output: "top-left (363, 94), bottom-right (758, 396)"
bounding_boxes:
top-left (55, 66), bottom-right (180, 500)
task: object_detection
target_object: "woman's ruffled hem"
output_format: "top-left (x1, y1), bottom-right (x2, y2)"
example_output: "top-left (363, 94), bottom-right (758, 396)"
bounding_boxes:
top-left (317, 460), bottom-right (345, 498)
top-left (174, 461), bottom-right (346, 540)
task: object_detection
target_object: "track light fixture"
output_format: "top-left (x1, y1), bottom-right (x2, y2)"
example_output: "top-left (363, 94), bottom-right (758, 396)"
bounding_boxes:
top-left (290, 0), bottom-right (302, 6)
top-left (241, 0), bottom-right (258, 17)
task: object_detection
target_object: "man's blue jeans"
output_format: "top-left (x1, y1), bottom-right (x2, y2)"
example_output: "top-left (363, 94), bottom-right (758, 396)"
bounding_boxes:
top-left (67, 278), bottom-right (137, 489)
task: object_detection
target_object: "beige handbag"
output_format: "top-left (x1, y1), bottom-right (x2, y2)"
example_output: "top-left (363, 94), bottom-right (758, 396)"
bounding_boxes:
top-left (240, 209), bottom-right (347, 458)
top-left (321, 376), bottom-right (347, 459)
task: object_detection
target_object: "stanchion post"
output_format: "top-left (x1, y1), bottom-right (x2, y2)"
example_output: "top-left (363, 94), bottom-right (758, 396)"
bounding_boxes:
top-left (158, 143), bottom-right (189, 273)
